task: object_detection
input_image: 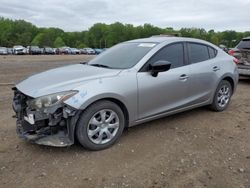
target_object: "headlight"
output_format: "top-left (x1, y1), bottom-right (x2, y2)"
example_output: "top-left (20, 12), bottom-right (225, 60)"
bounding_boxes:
top-left (28, 91), bottom-right (78, 109)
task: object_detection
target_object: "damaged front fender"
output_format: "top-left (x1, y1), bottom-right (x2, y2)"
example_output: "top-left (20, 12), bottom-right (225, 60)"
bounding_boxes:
top-left (13, 89), bottom-right (81, 147)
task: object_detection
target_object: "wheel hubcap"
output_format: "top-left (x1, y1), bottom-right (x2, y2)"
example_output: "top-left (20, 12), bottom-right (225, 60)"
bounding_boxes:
top-left (217, 85), bottom-right (231, 108)
top-left (87, 109), bottom-right (120, 144)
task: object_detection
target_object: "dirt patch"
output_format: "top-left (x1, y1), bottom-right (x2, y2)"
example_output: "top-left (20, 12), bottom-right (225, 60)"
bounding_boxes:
top-left (0, 55), bottom-right (250, 188)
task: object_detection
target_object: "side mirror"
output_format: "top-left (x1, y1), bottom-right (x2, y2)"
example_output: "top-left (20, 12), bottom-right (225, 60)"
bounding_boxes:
top-left (149, 60), bottom-right (171, 77)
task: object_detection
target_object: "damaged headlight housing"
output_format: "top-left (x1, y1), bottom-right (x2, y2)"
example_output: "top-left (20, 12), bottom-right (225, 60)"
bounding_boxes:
top-left (28, 91), bottom-right (78, 110)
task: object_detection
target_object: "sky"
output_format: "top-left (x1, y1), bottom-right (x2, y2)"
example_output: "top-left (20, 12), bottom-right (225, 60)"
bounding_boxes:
top-left (0, 0), bottom-right (250, 32)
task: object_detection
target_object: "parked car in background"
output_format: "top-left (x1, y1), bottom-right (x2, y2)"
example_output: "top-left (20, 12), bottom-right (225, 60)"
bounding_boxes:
top-left (94, 48), bottom-right (103, 55)
top-left (70, 48), bottom-right (80, 55)
top-left (7, 48), bottom-right (13, 55)
top-left (13, 45), bottom-right (26, 55)
top-left (219, 44), bottom-right (229, 53)
top-left (228, 37), bottom-right (250, 76)
top-left (13, 36), bottom-right (238, 150)
top-left (59, 47), bottom-right (71, 54)
top-left (43, 47), bottom-right (55, 55)
top-left (53, 48), bottom-right (59, 55)
top-left (26, 46), bottom-right (30, 54)
top-left (82, 48), bottom-right (95, 55)
top-left (29, 46), bottom-right (42, 55)
top-left (80, 48), bottom-right (86, 54)
top-left (0, 47), bottom-right (8, 55)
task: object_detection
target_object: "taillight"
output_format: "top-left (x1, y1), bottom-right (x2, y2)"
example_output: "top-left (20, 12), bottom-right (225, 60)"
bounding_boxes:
top-left (228, 49), bottom-right (235, 55)
top-left (233, 58), bottom-right (239, 64)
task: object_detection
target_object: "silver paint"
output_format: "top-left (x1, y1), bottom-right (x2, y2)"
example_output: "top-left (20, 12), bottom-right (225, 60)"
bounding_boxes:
top-left (16, 37), bottom-right (239, 127)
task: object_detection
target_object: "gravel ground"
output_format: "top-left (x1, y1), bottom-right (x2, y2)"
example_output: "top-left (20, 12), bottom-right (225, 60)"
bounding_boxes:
top-left (0, 55), bottom-right (250, 188)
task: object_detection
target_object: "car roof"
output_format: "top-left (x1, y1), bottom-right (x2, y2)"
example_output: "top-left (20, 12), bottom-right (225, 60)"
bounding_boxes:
top-left (126, 36), bottom-right (219, 49)
top-left (127, 36), bottom-right (211, 44)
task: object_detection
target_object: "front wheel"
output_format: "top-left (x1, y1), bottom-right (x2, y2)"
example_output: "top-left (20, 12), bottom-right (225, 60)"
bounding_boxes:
top-left (210, 80), bottom-right (232, 112)
top-left (76, 100), bottom-right (125, 150)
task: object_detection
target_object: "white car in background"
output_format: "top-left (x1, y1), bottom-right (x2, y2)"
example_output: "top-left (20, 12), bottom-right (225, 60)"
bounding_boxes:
top-left (82, 48), bottom-right (96, 55)
top-left (0, 47), bottom-right (8, 55)
top-left (13, 45), bottom-right (26, 55)
top-left (70, 48), bottom-right (81, 55)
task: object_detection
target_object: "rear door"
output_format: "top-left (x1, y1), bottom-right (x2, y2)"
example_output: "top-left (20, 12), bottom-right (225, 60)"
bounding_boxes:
top-left (186, 42), bottom-right (219, 104)
top-left (137, 42), bottom-right (191, 119)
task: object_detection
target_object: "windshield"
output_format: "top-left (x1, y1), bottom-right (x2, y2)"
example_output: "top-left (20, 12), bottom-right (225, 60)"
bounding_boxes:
top-left (237, 39), bottom-right (250, 49)
top-left (88, 42), bottom-right (157, 69)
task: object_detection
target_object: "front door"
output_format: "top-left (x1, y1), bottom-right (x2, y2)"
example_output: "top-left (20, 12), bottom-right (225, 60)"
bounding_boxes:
top-left (137, 42), bottom-right (191, 120)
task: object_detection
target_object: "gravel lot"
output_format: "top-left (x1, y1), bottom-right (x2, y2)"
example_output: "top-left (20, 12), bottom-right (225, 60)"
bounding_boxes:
top-left (0, 55), bottom-right (250, 188)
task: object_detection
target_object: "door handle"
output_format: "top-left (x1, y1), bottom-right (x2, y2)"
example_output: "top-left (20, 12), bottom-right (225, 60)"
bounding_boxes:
top-left (213, 66), bottom-right (220, 72)
top-left (179, 74), bottom-right (189, 81)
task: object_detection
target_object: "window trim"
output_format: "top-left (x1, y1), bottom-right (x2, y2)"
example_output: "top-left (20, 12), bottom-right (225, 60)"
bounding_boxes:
top-left (186, 42), bottom-right (218, 64)
top-left (207, 46), bottom-right (217, 59)
top-left (139, 42), bottom-right (187, 72)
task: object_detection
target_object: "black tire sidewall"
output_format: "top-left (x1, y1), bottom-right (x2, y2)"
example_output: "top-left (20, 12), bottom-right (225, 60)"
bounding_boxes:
top-left (76, 100), bottom-right (125, 151)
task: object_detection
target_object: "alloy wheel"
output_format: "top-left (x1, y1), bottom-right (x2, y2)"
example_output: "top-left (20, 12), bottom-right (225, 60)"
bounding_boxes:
top-left (217, 85), bottom-right (231, 108)
top-left (87, 109), bottom-right (120, 144)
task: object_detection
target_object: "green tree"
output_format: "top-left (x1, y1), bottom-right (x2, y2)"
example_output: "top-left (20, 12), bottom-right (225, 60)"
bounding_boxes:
top-left (54, 37), bottom-right (65, 47)
top-left (31, 33), bottom-right (45, 46)
top-left (0, 16), bottom-right (250, 49)
top-left (211, 35), bottom-right (219, 45)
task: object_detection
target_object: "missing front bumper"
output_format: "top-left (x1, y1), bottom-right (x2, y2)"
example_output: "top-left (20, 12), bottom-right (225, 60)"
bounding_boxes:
top-left (17, 122), bottom-right (73, 147)
top-left (15, 105), bottom-right (80, 147)
top-left (12, 88), bottom-right (82, 147)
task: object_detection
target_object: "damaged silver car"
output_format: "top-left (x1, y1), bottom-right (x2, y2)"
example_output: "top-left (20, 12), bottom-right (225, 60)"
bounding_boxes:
top-left (13, 36), bottom-right (239, 150)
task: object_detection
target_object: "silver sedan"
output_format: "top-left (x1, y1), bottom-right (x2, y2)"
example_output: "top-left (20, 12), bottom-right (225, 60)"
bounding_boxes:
top-left (13, 36), bottom-right (239, 150)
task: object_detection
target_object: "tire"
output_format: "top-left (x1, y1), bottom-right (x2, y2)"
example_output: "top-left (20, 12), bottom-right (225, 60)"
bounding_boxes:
top-left (76, 100), bottom-right (125, 150)
top-left (210, 80), bottom-right (232, 112)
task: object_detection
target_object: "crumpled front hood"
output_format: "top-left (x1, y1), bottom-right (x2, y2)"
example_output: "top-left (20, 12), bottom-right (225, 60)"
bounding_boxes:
top-left (16, 64), bottom-right (121, 98)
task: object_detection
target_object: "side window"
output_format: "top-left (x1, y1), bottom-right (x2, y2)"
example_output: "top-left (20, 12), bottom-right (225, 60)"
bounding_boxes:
top-left (147, 43), bottom-right (185, 69)
top-left (208, 47), bottom-right (217, 58)
top-left (188, 43), bottom-right (210, 64)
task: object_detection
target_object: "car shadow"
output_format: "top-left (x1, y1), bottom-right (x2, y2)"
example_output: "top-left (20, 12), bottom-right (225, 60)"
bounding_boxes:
top-left (239, 77), bottom-right (250, 84)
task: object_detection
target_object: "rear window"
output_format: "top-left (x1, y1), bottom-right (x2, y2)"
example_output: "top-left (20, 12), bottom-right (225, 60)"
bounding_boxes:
top-left (237, 39), bottom-right (250, 49)
top-left (188, 43), bottom-right (210, 64)
top-left (208, 47), bottom-right (217, 58)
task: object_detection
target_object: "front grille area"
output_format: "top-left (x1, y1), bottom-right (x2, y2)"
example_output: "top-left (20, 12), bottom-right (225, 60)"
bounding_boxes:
top-left (12, 88), bottom-right (44, 133)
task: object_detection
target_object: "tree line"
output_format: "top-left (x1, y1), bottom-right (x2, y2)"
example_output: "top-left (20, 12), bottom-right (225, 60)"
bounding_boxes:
top-left (0, 17), bottom-right (249, 49)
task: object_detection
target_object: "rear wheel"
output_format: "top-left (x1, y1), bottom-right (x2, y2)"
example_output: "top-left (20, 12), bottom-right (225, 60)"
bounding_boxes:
top-left (210, 80), bottom-right (232, 111)
top-left (76, 100), bottom-right (125, 150)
